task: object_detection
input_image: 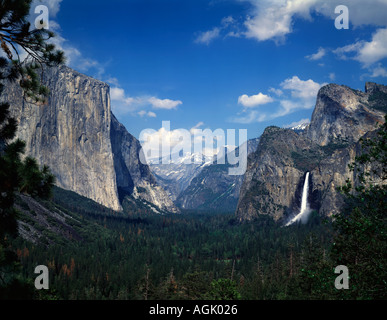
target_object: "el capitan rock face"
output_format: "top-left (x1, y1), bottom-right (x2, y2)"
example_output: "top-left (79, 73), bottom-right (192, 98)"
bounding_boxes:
top-left (3, 65), bottom-right (177, 213)
top-left (236, 82), bottom-right (386, 223)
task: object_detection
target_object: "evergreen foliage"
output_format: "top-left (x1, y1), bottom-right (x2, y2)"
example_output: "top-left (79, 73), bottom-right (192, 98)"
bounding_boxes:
top-left (0, 0), bottom-right (63, 298)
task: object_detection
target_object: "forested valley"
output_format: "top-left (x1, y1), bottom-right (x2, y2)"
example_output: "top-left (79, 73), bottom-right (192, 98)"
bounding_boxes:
top-left (10, 186), bottom-right (334, 300)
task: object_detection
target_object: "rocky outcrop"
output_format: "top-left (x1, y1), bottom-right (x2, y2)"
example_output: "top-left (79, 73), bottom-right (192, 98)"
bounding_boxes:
top-left (3, 65), bottom-right (177, 213)
top-left (305, 83), bottom-right (385, 146)
top-left (110, 113), bottom-right (178, 213)
top-left (236, 128), bottom-right (313, 221)
top-left (236, 82), bottom-right (386, 222)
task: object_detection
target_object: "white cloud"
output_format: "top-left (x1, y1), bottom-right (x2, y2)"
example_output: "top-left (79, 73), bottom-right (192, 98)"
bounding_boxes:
top-left (195, 15), bottom-right (238, 45)
top-left (315, 0), bottom-right (387, 28)
top-left (329, 73), bottom-right (336, 81)
top-left (275, 99), bottom-right (303, 117)
top-left (110, 87), bottom-right (140, 115)
top-left (231, 75), bottom-right (324, 124)
top-left (111, 87), bottom-right (182, 115)
top-left (280, 76), bottom-right (323, 101)
top-left (333, 28), bottom-right (387, 71)
top-left (370, 64), bottom-right (387, 78)
top-left (355, 28), bottom-right (387, 67)
top-left (140, 126), bottom-right (193, 161)
top-left (221, 16), bottom-right (235, 26)
top-left (111, 87), bottom-right (136, 105)
top-left (110, 87), bottom-right (125, 101)
top-left (269, 87), bottom-right (283, 96)
top-left (138, 110), bottom-right (157, 118)
top-left (333, 42), bottom-right (361, 59)
top-left (273, 77), bottom-right (325, 117)
top-left (238, 92), bottom-right (274, 108)
top-left (148, 97), bottom-right (182, 110)
top-left (195, 27), bottom-right (221, 45)
top-left (105, 77), bottom-right (120, 86)
top-left (306, 47), bottom-right (326, 61)
top-left (231, 0), bottom-right (387, 44)
top-left (243, 0), bottom-right (318, 43)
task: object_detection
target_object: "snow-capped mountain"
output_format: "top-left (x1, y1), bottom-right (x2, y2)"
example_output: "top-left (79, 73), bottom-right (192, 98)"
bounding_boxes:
top-left (290, 122), bottom-right (310, 132)
top-left (148, 152), bottom-right (214, 201)
top-left (148, 145), bottom-right (241, 201)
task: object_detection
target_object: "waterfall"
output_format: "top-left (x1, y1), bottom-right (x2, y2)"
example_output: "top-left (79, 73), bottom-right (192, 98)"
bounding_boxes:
top-left (286, 172), bottom-right (310, 226)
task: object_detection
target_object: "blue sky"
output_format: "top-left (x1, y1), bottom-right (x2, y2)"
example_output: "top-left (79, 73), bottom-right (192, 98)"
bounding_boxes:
top-left (32, 0), bottom-right (387, 143)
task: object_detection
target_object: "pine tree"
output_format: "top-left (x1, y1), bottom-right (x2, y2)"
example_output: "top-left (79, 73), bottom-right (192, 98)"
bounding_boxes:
top-left (0, 0), bottom-right (63, 299)
top-left (0, 0), bottom-right (65, 103)
top-left (332, 116), bottom-right (387, 299)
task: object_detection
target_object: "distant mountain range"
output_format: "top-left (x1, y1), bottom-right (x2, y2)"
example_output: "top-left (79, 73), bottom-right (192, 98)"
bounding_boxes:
top-left (148, 152), bottom-right (215, 201)
top-left (173, 139), bottom-right (259, 212)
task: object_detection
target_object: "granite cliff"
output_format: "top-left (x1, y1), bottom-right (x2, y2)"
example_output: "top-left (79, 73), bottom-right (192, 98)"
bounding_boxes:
top-left (236, 82), bottom-right (386, 222)
top-left (3, 65), bottom-right (177, 213)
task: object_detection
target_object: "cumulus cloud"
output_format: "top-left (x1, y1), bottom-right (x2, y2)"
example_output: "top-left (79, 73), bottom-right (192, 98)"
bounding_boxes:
top-left (201, 0), bottom-right (387, 45)
top-left (110, 87), bottom-right (183, 115)
top-left (138, 110), bottom-right (157, 118)
top-left (239, 0), bottom-right (387, 84)
top-left (280, 76), bottom-right (323, 101)
top-left (148, 97), bottom-right (183, 110)
top-left (315, 0), bottom-right (387, 28)
top-left (306, 47), bottom-right (326, 61)
top-left (231, 76), bottom-right (324, 124)
top-left (111, 87), bottom-right (136, 105)
top-left (333, 28), bottom-right (387, 70)
top-left (238, 92), bottom-right (274, 108)
top-left (243, 0), bottom-right (318, 43)
top-left (110, 87), bottom-right (140, 115)
top-left (370, 64), bottom-right (387, 78)
top-left (140, 124), bottom-right (200, 163)
top-left (269, 87), bottom-right (283, 96)
top-left (275, 76), bottom-right (325, 116)
top-left (355, 28), bottom-right (387, 67)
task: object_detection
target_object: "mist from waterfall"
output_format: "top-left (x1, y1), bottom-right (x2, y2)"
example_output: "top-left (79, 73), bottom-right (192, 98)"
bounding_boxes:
top-left (286, 172), bottom-right (311, 226)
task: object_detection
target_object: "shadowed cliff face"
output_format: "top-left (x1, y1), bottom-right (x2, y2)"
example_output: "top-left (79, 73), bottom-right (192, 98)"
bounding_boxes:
top-left (236, 82), bottom-right (386, 223)
top-left (3, 65), bottom-right (177, 213)
top-left (110, 113), bottom-right (179, 213)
